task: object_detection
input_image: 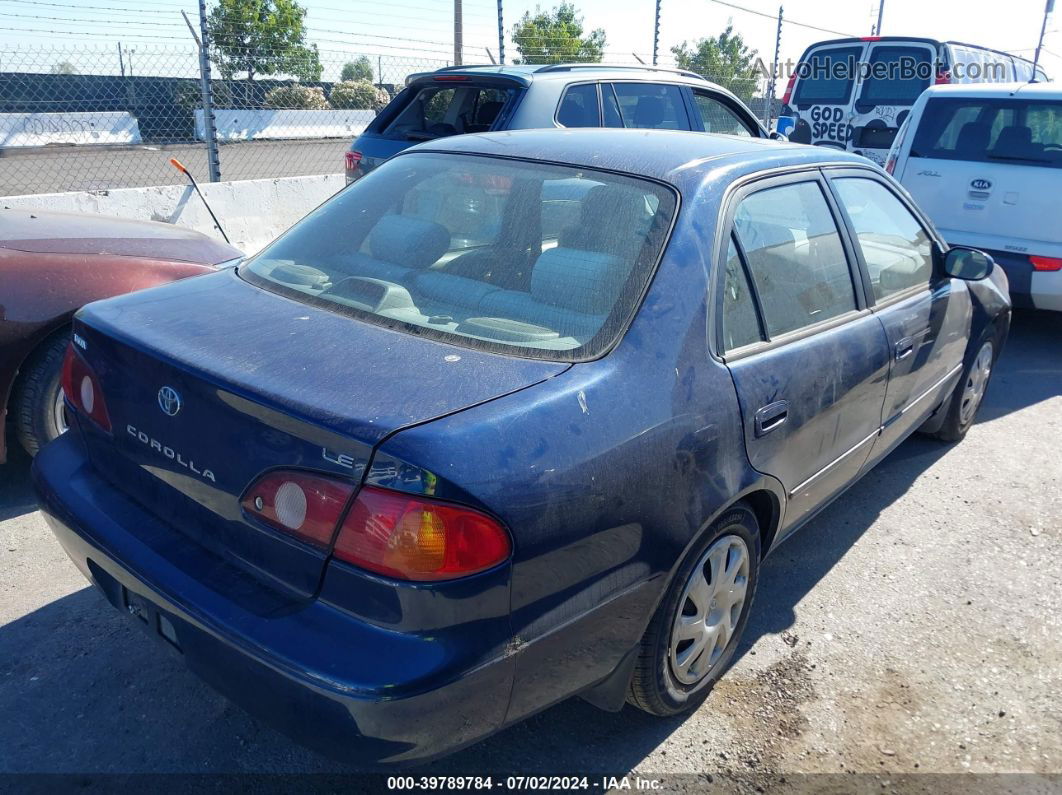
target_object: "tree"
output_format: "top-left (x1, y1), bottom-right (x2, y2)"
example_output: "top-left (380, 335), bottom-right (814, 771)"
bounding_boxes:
top-left (208, 0), bottom-right (322, 83)
top-left (264, 84), bottom-right (329, 109)
top-left (511, 3), bottom-right (606, 65)
top-left (49, 61), bottom-right (78, 75)
top-left (671, 24), bottom-right (759, 101)
top-left (330, 80), bottom-right (389, 110)
top-left (340, 56), bottom-right (373, 83)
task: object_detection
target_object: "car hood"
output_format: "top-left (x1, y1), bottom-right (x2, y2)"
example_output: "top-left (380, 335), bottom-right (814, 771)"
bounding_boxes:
top-left (0, 208), bottom-right (241, 264)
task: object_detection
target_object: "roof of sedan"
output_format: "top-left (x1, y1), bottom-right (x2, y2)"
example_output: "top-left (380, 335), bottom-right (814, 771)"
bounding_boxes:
top-left (409, 128), bottom-right (876, 187)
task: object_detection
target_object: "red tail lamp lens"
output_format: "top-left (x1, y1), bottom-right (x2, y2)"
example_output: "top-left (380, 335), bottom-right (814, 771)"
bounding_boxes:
top-left (344, 150), bottom-right (362, 170)
top-left (60, 342), bottom-right (111, 432)
top-left (242, 471), bottom-right (355, 547)
top-left (781, 73), bottom-right (797, 106)
top-left (334, 486), bottom-right (511, 581)
top-left (1030, 255), bottom-right (1062, 272)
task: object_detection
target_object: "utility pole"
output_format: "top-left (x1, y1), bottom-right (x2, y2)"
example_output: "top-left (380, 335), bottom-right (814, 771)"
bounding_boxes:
top-left (765, 5), bottom-right (783, 129)
top-left (652, 0), bottom-right (661, 66)
top-left (1032, 0), bottom-right (1054, 78)
top-left (117, 42), bottom-right (125, 77)
top-left (454, 0), bottom-right (463, 66)
top-left (874, 0), bottom-right (884, 35)
top-left (497, 0), bottom-right (505, 65)
top-left (196, 0), bottom-right (220, 182)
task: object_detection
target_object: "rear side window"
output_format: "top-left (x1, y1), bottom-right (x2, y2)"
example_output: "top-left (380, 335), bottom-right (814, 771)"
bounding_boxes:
top-left (733, 181), bottom-right (857, 337)
top-left (383, 84), bottom-right (514, 141)
top-left (793, 46), bottom-right (862, 106)
top-left (557, 83), bottom-right (600, 127)
top-left (691, 91), bottom-right (754, 136)
top-left (832, 178), bottom-right (933, 301)
top-left (607, 83), bottom-right (690, 130)
top-left (858, 46), bottom-right (933, 106)
top-left (722, 236), bottom-right (763, 351)
top-left (911, 97), bottom-right (1062, 168)
top-left (243, 153), bottom-right (677, 361)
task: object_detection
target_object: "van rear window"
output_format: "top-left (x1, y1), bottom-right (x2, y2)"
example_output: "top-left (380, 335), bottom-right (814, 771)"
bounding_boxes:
top-left (911, 97), bottom-right (1062, 168)
top-left (858, 46), bottom-right (932, 105)
top-left (793, 46), bottom-right (862, 106)
top-left (383, 84), bottom-right (516, 141)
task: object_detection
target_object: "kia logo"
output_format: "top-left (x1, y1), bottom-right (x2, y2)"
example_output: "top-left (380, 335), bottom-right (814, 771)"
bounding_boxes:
top-left (157, 386), bottom-right (182, 417)
top-left (971, 178), bottom-right (992, 190)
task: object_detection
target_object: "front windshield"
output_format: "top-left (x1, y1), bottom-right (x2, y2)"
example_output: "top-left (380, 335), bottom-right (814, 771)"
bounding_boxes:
top-left (242, 152), bottom-right (677, 361)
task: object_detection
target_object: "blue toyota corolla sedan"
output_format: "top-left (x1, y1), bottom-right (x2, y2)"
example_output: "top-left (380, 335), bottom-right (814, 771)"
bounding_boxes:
top-left (32, 129), bottom-right (1010, 765)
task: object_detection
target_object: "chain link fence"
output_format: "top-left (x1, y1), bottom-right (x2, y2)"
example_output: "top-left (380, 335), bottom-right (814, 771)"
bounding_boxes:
top-left (0, 43), bottom-right (768, 197)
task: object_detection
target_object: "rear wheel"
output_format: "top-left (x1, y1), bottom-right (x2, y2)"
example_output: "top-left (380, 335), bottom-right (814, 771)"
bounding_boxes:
top-left (627, 504), bottom-right (760, 716)
top-left (930, 327), bottom-right (999, 443)
top-left (12, 331), bottom-right (70, 457)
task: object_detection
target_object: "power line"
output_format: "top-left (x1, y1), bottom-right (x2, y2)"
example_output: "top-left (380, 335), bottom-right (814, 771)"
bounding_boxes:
top-left (704, 0), bottom-right (856, 39)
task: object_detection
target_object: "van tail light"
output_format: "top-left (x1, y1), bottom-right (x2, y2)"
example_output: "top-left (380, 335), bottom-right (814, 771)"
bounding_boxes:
top-left (60, 342), bottom-right (111, 432)
top-left (344, 150), bottom-right (362, 171)
top-left (935, 66), bottom-right (951, 85)
top-left (884, 153), bottom-right (897, 175)
top-left (334, 485), bottom-right (511, 581)
top-left (780, 72), bottom-right (797, 106)
top-left (1030, 255), bottom-right (1062, 272)
top-left (241, 471), bottom-right (355, 547)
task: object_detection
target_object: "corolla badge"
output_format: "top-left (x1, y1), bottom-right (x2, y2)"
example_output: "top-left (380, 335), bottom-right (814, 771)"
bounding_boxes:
top-left (157, 386), bottom-right (182, 417)
top-left (971, 178), bottom-right (992, 191)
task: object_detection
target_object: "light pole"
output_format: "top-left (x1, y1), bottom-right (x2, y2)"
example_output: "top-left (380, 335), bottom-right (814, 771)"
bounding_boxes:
top-left (1032, 0), bottom-right (1054, 78)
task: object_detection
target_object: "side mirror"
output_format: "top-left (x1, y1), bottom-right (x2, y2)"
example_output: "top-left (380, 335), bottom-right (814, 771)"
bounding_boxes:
top-left (943, 247), bottom-right (994, 281)
top-left (769, 130), bottom-right (789, 142)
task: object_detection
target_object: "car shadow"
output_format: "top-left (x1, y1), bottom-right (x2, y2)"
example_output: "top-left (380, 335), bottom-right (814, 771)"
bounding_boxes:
top-left (0, 311), bottom-right (1057, 776)
top-left (0, 443), bottom-right (37, 522)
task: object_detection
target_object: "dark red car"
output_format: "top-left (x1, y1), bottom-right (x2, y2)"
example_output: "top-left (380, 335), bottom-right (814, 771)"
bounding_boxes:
top-left (0, 209), bottom-right (240, 461)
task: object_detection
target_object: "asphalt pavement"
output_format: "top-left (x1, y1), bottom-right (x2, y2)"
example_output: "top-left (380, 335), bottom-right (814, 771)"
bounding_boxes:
top-left (0, 310), bottom-right (1059, 792)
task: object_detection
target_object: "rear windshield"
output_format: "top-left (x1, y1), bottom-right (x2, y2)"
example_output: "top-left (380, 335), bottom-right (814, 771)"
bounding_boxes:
top-left (793, 46), bottom-right (862, 106)
top-left (242, 153), bottom-right (677, 361)
top-left (911, 97), bottom-right (1062, 168)
top-left (382, 83), bottom-right (516, 141)
top-left (859, 46), bottom-right (932, 106)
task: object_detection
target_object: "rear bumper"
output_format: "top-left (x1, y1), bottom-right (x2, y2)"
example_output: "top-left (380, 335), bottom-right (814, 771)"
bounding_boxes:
top-left (31, 433), bottom-right (515, 766)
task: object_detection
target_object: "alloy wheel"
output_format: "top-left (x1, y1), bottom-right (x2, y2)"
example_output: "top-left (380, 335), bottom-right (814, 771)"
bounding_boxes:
top-left (959, 340), bottom-right (994, 427)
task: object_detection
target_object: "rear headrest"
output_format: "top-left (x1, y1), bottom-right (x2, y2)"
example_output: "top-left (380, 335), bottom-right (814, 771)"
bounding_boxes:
top-left (633, 96), bottom-right (666, 127)
top-left (368, 214), bottom-right (450, 269)
top-left (956, 122), bottom-right (990, 155)
top-left (475, 100), bottom-right (504, 126)
top-left (531, 247), bottom-right (625, 315)
top-left (994, 125), bottom-right (1034, 155)
top-left (558, 184), bottom-right (645, 257)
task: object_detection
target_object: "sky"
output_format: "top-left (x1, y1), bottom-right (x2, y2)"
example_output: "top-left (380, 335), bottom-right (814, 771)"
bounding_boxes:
top-left (0, 0), bottom-right (1057, 85)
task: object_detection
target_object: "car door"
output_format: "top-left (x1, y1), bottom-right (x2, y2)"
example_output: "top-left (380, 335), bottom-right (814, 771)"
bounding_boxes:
top-left (825, 169), bottom-right (971, 463)
top-left (714, 171), bottom-right (892, 533)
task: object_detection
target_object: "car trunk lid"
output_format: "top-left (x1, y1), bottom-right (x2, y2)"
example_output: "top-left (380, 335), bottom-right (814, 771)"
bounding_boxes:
top-left (73, 269), bottom-right (566, 597)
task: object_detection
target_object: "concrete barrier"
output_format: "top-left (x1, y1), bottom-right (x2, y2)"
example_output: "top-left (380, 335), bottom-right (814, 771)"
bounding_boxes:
top-left (195, 108), bottom-right (376, 142)
top-left (0, 173), bottom-right (344, 254)
top-left (0, 112), bottom-right (142, 147)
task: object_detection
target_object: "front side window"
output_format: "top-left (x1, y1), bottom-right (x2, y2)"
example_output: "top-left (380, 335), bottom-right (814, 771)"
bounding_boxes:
top-left (733, 181), bottom-right (857, 337)
top-left (832, 177), bottom-right (933, 301)
top-left (243, 153), bottom-right (676, 360)
top-left (692, 91), bottom-right (754, 137)
top-left (608, 83), bottom-right (690, 130)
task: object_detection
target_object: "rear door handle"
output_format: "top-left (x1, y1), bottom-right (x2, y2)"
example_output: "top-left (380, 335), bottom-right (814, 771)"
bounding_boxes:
top-left (754, 400), bottom-right (789, 437)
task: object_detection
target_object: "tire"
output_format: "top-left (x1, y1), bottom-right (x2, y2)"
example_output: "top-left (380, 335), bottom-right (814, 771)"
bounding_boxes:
top-left (627, 504), bottom-right (761, 716)
top-left (929, 324), bottom-right (1000, 443)
top-left (12, 330), bottom-right (70, 457)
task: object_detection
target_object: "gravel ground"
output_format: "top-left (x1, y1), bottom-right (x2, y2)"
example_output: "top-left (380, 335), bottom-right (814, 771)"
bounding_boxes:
top-left (0, 310), bottom-right (1059, 792)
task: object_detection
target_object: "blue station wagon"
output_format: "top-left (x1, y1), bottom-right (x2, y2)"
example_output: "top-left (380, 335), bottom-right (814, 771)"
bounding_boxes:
top-left (33, 129), bottom-right (1010, 765)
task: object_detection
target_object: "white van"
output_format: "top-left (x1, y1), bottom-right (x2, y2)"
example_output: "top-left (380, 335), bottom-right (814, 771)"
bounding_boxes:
top-left (776, 37), bottom-right (1048, 166)
top-left (886, 82), bottom-right (1062, 311)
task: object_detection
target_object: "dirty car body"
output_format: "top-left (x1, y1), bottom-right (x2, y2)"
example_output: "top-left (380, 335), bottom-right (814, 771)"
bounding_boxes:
top-left (32, 130), bottom-right (1009, 765)
top-left (0, 209), bottom-right (241, 462)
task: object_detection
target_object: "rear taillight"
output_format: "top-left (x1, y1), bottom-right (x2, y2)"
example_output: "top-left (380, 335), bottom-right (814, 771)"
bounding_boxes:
top-left (781, 72), bottom-right (797, 106)
top-left (241, 471), bottom-right (355, 547)
top-left (60, 342), bottom-right (111, 432)
top-left (884, 154), bottom-right (897, 175)
top-left (344, 150), bottom-right (362, 171)
top-left (935, 66), bottom-right (951, 85)
top-left (334, 485), bottom-right (511, 581)
top-left (1031, 255), bottom-right (1062, 272)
